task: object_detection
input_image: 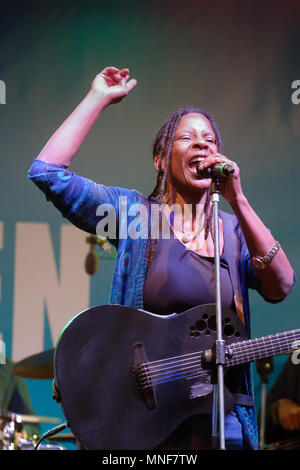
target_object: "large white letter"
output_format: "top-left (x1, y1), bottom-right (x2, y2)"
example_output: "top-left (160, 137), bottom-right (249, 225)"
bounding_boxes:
top-left (12, 223), bottom-right (90, 361)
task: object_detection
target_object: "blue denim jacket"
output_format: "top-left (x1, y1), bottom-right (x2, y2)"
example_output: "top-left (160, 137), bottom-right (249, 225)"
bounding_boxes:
top-left (28, 158), bottom-right (288, 449)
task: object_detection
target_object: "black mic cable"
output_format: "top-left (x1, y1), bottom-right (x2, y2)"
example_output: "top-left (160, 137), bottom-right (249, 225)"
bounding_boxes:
top-left (34, 422), bottom-right (68, 450)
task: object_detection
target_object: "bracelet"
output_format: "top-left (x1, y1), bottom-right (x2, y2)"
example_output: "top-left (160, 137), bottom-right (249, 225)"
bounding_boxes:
top-left (249, 241), bottom-right (280, 271)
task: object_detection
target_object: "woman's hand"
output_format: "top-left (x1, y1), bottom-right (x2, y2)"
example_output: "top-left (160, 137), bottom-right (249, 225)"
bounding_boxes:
top-left (91, 66), bottom-right (137, 107)
top-left (197, 153), bottom-right (243, 206)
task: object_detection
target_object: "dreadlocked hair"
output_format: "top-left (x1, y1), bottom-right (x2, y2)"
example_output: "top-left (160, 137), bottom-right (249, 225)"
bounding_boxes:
top-left (145, 106), bottom-right (223, 270)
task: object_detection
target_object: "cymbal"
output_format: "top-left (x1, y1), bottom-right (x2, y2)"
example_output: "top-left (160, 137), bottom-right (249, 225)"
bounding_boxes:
top-left (0, 410), bottom-right (61, 424)
top-left (13, 348), bottom-right (54, 379)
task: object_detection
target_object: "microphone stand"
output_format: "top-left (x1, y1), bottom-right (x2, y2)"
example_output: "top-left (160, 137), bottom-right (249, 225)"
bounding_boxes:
top-left (196, 164), bottom-right (235, 449)
top-left (210, 176), bottom-right (226, 450)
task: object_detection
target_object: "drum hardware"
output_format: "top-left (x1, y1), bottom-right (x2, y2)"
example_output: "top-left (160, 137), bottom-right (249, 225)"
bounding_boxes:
top-left (265, 435), bottom-right (300, 450)
top-left (18, 414), bottom-right (61, 424)
top-left (256, 357), bottom-right (274, 450)
top-left (0, 410), bottom-right (64, 450)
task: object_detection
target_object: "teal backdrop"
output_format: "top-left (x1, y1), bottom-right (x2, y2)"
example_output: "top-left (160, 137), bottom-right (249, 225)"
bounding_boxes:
top-left (0, 0), bottom-right (300, 447)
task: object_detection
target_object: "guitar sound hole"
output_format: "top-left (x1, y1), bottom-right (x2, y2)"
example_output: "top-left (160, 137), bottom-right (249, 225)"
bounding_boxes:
top-left (208, 316), bottom-right (216, 331)
top-left (223, 324), bottom-right (235, 337)
top-left (190, 312), bottom-right (238, 339)
top-left (195, 320), bottom-right (206, 331)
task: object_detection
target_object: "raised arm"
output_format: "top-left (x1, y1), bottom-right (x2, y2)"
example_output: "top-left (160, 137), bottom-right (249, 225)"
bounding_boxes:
top-left (37, 66), bottom-right (137, 166)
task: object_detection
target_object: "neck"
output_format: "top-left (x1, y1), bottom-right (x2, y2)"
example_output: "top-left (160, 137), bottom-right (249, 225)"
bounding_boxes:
top-left (163, 185), bottom-right (211, 233)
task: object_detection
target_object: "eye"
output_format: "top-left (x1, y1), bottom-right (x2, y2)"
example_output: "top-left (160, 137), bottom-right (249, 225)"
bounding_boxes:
top-left (179, 134), bottom-right (192, 140)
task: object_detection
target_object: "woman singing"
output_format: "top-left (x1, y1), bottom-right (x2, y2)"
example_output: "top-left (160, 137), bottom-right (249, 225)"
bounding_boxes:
top-left (28, 66), bottom-right (295, 450)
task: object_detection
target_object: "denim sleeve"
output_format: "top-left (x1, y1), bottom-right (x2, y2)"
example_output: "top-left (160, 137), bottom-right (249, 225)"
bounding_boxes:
top-left (28, 158), bottom-right (130, 239)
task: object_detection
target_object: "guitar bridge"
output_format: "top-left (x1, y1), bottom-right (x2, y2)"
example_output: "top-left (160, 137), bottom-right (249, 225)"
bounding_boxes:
top-left (132, 343), bottom-right (156, 410)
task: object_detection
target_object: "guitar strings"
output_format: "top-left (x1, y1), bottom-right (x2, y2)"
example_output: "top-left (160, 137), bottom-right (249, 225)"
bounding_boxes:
top-left (140, 343), bottom-right (282, 388)
top-left (137, 332), bottom-right (300, 388)
top-left (142, 330), bottom-right (300, 372)
top-left (143, 334), bottom-right (297, 376)
top-left (141, 342), bottom-right (293, 387)
top-left (143, 330), bottom-right (300, 374)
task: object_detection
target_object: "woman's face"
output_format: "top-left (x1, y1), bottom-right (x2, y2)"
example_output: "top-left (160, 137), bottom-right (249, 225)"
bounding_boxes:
top-left (167, 113), bottom-right (218, 194)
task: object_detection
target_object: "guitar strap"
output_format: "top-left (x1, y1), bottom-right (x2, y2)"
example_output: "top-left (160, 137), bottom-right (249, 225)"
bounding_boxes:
top-left (233, 393), bottom-right (255, 407)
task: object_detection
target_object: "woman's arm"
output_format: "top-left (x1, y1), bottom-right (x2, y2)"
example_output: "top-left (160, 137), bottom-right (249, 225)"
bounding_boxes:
top-left (198, 154), bottom-right (295, 300)
top-left (37, 66), bottom-right (137, 167)
top-left (231, 194), bottom-right (294, 300)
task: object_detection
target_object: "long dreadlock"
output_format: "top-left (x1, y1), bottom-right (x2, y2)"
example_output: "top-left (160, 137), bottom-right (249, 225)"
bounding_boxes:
top-left (145, 106), bottom-right (223, 269)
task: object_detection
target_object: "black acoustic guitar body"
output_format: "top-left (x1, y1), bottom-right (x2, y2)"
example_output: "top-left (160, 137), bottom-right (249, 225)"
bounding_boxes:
top-left (54, 303), bottom-right (248, 450)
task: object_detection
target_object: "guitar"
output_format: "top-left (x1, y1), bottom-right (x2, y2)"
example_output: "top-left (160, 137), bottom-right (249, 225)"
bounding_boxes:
top-left (53, 303), bottom-right (300, 450)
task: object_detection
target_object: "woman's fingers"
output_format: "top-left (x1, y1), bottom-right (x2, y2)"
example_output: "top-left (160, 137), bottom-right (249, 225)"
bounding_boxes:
top-left (125, 78), bottom-right (137, 92)
top-left (198, 153), bottom-right (236, 169)
top-left (101, 67), bottom-right (131, 86)
top-left (120, 68), bottom-right (130, 76)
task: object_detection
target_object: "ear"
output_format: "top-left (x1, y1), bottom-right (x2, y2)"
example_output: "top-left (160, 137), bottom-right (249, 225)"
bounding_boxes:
top-left (153, 154), bottom-right (165, 172)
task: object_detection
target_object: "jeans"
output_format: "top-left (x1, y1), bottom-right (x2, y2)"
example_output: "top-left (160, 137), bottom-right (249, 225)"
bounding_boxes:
top-left (224, 410), bottom-right (244, 450)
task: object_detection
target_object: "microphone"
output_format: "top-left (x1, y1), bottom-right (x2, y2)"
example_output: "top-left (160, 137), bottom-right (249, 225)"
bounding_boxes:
top-left (84, 235), bottom-right (116, 275)
top-left (196, 162), bottom-right (235, 179)
top-left (85, 236), bottom-right (99, 275)
top-left (85, 251), bottom-right (99, 275)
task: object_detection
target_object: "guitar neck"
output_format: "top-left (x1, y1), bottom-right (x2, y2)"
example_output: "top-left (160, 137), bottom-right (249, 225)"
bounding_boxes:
top-left (227, 329), bottom-right (300, 367)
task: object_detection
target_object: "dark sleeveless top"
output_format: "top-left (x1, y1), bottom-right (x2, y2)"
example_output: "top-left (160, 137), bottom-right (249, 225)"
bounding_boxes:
top-left (144, 232), bottom-right (235, 315)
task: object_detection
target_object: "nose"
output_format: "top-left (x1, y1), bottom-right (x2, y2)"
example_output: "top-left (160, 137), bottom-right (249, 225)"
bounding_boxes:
top-left (192, 139), bottom-right (209, 149)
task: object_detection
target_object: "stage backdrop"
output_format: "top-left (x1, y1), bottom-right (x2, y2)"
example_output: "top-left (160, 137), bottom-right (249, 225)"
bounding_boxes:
top-left (0, 0), bottom-right (300, 445)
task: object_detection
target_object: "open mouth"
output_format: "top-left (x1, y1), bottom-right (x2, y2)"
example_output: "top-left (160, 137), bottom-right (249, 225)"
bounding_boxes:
top-left (188, 157), bottom-right (205, 174)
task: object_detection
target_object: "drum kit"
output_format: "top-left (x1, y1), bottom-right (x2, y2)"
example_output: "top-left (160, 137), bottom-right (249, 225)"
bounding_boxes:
top-left (0, 349), bottom-right (75, 451)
